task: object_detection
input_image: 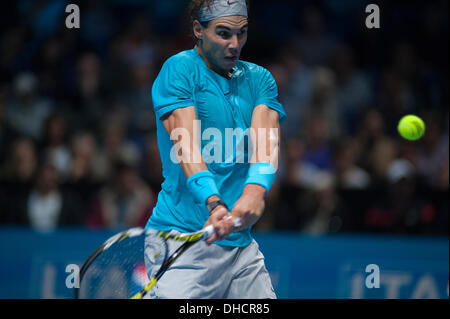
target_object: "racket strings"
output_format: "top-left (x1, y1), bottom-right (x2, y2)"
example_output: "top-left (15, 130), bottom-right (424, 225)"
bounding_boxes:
top-left (79, 235), bottom-right (149, 299)
top-left (78, 227), bottom-right (208, 299)
top-left (144, 234), bottom-right (169, 279)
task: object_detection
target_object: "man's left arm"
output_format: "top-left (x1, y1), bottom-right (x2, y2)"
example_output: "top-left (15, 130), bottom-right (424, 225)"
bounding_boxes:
top-left (231, 104), bottom-right (280, 229)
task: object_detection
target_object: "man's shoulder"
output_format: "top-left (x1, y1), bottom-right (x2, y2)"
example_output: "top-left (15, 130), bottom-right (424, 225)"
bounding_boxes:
top-left (163, 49), bottom-right (198, 72)
top-left (238, 60), bottom-right (270, 78)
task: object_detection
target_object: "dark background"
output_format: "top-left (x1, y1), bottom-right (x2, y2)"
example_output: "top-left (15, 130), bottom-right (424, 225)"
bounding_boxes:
top-left (0, 0), bottom-right (448, 236)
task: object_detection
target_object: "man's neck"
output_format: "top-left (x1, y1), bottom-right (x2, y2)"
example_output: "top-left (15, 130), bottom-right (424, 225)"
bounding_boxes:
top-left (195, 45), bottom-right (232, 79)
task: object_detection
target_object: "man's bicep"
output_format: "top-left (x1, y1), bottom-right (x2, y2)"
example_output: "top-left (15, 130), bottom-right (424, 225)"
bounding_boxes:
top-left (162, 106), bottom-right (197, 136)
top-left (251, 104), bottom-right (280, 128)
top-left (161, 106), bottom-right (206, 177)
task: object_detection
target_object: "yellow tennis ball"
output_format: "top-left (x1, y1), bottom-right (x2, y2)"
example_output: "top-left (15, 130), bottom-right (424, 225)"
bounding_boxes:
top-left (397, 115), bottom-right (426, 141)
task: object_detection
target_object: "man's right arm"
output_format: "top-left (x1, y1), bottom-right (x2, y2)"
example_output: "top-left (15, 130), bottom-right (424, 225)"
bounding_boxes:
top-left (162, 106), bottom-right (235, 243)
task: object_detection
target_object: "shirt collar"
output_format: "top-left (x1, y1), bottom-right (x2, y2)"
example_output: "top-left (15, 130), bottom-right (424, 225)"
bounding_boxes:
top-left (192, 47), bottom-right (243, 80)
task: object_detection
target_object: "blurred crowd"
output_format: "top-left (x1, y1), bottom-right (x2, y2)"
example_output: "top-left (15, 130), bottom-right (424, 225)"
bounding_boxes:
top-left (0, 0), bottom-right (448, 235)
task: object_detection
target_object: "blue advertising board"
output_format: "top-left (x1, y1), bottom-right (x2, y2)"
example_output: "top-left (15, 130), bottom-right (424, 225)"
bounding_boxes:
top-left (0, 228), bottom-right (448, 299)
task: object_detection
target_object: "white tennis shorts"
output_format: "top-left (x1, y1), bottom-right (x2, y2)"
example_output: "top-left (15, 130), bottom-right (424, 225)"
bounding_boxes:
top-left (144, 236), bottom-right (276, 299)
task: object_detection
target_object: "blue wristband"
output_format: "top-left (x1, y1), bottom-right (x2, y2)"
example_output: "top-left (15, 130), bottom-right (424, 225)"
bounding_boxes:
top-left (244, 162), bottom-right (276, 196)
top-left (186, 170), bottom-right (220, 204)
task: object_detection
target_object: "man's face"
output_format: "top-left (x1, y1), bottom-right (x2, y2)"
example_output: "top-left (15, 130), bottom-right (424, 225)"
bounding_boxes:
top-left (196, 16), bottom-right (248, 73)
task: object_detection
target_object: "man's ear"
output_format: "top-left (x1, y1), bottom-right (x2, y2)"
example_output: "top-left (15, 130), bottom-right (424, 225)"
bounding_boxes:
top-left (193, 20), bottom-right (204, 41)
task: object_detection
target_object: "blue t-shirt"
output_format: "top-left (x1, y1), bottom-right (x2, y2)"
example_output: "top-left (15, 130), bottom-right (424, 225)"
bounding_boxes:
top-left (145, 48), bottom-right (286, 247)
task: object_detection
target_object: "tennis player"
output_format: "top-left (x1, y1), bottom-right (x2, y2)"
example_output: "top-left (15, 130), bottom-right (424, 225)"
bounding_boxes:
top-left (144, 0), bottom-right (286, 298)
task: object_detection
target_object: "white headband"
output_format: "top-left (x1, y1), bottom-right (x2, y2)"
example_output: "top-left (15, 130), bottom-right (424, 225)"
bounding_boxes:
top-left (198, 0), bottom-right (248, 22)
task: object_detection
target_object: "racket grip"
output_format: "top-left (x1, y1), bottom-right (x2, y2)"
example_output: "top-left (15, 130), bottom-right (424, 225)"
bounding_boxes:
top-left (233, 217), bottom-right (242, 228)
top-left (203, 217), bottom-right (242, 239)
top-left (203, 224), bottom-right (215, 239)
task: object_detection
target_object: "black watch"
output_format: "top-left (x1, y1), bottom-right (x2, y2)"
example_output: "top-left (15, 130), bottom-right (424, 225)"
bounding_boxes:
top-left (206, 199), bottom-right (228, 214)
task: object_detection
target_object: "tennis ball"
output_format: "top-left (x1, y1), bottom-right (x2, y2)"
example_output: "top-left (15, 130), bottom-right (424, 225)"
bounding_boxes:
top-left (397, 115), bottom-right (426, 141)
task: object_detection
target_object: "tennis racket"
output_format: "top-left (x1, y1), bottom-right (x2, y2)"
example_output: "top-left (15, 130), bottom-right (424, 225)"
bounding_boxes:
top-left (74, 218), bottom-right (241, 299)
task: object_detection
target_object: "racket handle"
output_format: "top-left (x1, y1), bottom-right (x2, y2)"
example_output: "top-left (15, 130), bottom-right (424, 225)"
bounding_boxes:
top-left (233, 217), bottom-right (242, 228)
top-left (203, 217), bottom-right (242, 239)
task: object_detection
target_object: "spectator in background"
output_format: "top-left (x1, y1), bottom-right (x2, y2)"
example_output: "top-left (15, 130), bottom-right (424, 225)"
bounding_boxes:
top-left (64, 131), bottom-right (102, 214)
top-left (266, 63), bottom-right (289, 106)
top-left (433, 158), bottom-right (449, 235)
top-left (298, 171), bottom-right (353, 234)
top-left (0, 25), bottom-right (29, 82)
top-left (301, 113), bottom-right (334, 172)
top-left (67, 132), bottom-right (97, 183)
top-left (18, 0), bottom-right (67, 42)
top-left (0, 90), bottom-right (18, 165)
top-left (274, 139), bottom-right (320, 230)
top-left (79, 0), bottom-right (117, 56)
top-left (14, 161), bottom-right (85, 231)
top-left (270, 45), bottom-right (314, 139)
top-left (293, 4), bottom-right (338, 67)
top-left (119, 14), bottom-right (157, 67)
top-left (121, 60), bottom-right (156, 133)
top-left (355, 108), bottom-right (398, 185)
top-left (329, 44), bottom-right (373, 134)
top-left (0, 137), bottom-right (38, 188)
top-left (113, 14), bottom-right (158, 134)
top-left (275, 148), bottom-right (354, 233)
top-left (141, 132), bottom-right (163, 193)
top-left (416, 112), bottom-right (449, 189)
top-left (333, 138), bottom-right (370, 190)
top-left (6, 72), bottom-right (53, 141)
top-left (35, 35), bottom-right (73, 100)
top-left (378, 69), bottom-right (416, 135)
top-left (70, 52), bottom-right (107, 133)
top-left (397, 112), bottom-right (449, 191)
top-left (363, 159), bottom-right (440, 234)
top-left (102, 35), bottom-right (133, 99)
top-left (333, 137), bottom-right (372, 231)
top-left (40, 112), bottom-right (71, 180)
top-left (0, 91), bottom-right (7, 221)
top-left (280, 138), bottom-right (321, 189)
top-left (0, 137), bottom-right (37, 225)
top-left (303, 67), bottom-right (343, 140)
top-left (390, 43), bottom-right (419, 92)
top-left (92, 116), bottom-right (141, 183)
top-left (436, 159), bottom-right (449, 191)
top-left (86, 159), bottom-right (155, 229)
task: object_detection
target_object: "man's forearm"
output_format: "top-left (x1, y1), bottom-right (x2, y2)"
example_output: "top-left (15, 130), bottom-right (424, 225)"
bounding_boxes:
top-left (250, 105), bottom-right (280, 168)
top-left (242, 183), bottom-right (266, 199)
top-left (244, 105), bottom-right (280, 197)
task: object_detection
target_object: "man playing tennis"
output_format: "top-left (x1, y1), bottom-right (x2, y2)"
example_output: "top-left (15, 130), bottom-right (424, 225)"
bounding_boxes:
top-left (145, 0), bottom-right (286, 298)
